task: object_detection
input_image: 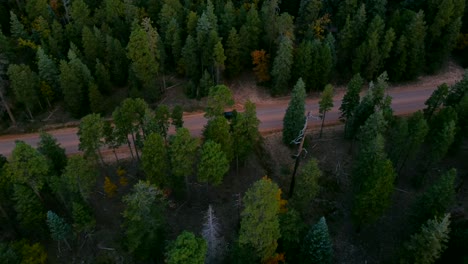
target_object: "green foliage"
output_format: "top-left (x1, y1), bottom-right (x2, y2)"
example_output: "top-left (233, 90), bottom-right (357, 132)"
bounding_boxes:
top-left (78, 113), bottom-right (105, 162)
top-left (225, 27), bottom-right (241, 77)
top-left (198, 69), bottom-right (215, 99)
top-left (205, 85), bottom-right (234, 118)
top-left (46, 211), bottom-right (71, 241)
top-left (279, 208), bottom-right (307, 263)
top-left (428, 119), bottom-right (456, 164)
top-left (71, 201), bottom-right (95, 234)
top-left (154, 104), bottom-right (171, 139)
top-left (122, 181), bottom-right (166, 260)
top-left (239, 177), bottom-right (281, 261)
top-left (282, 78), bottom-right (306, 145)
top-left (291, 159), bottom-right (321, 213)
top-left (403, 213), bottom-right (451, 264)
top-left (88, 83), bottom-right (104, 114)
top-left (62, 155), bottom-right (98, 201)
top-left (271, 36), bottom-right (293, 95)
top-left (171, 105), bottom-right (184, 129)
top-left (0, 243), bottom-right (19, 263)
top-left (239, 5), bottom-right (262, 64)
top-left (232, 101), bottom-right (261, 163)
top-left (169, 128), bottom-right (199, 194)
top-left (165, 231), bottom-right (207, 264)
top-left (203, 116), bottom-right (233, 161)
top-left (36, 47), bottom-right (59, 93)
top-left (424, 83), bottom-right (449, 120)
top-left (37, 132), bottom-right (67, 176)
top-left (142, 133), bottom-right (169, 187)
top-left (412, 169), bottom-right (457, 227)
top-left (352, 131), bottom-right (396, 226)
top-left (9, 11), bottom-right (28, 40)
top-left (213, 40), bottom-right (226, 83)
top-left (7, 64), bottom-right (39, 119)
top-left (387, 112), bottom-right (428, 171)
top-left (302, 217), bottom-right (333, 264)
top-left (6, 141), bottom-right (49, 200)
top-left (12, 240), bottom-right (47, 264)
top-left (197, 140), bottom-right (229, 186)
top-left (340, 73), bottom-right (364, 134)
top-left (127, 18), bottom-right (161, 94)
top-left (94, 59), bottom-right (112, 94)
top-left (181, 34), bottom-right (200, 84)
top-left (13, 184), bottom-right (46, 235)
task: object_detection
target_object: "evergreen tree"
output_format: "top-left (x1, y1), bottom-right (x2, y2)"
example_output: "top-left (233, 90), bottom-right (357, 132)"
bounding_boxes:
top-left (340, 73), bottom-right (364, 135)
top-left (220, 0), bottom-right (237, 39)
top-left (282, 78), bottom-right (306, 145)
top-left (424, 83), bottom-right (449, 121)
top-left (62, 155), bottom-right (98, 201)
top-left (13, 184), bottom-right (46, 235)
top-left (165, 231), bottom-right (207, 264)
top-left (78, 113), bottom-right (105, 163)
top-left (94, 59), bottom-right (112, 94)
top-left (197, 140), bottom-right (229, 186)
top-left (232, 101), bottom-right (260, 164)
top-left (169, 128), bottom-right (199, 196)
top-left (181, 34), bottom-right (200, 86)
top-left (88, 83), bottom-right (104, 114)
top-left (36, 47), bottom-right (59, 95)
top-left (319, 84), bottom-right (334, 138)
top-left (292, 158), bottom-right (321, 213)
top-left (412, 169), bottom-right (456, 227)
top-left (301, 217), bottom-right (333, 264)
top-left (225, 28), bottom-right (241, 78)
top-left (5, 141), bottom-right (48, 201)
top-left (202, 116), bottom-right (233, 161)
top-left (271, 36), bottom-right (293, 95)
top-left (123, 181), bottom-right (166, 260)
top-left (46, 211), bottom-right (71, 250)
top-left (9, 11), bottom-right (28, 40)
top-left (205, 85), bottom-right (234, 118)
top-left (213, 40), bottom-right (226, 84)
top-left (37, 132), bottom-right (67, 176)
top-left (293, 41), bottom-right (313, 91)
top-left (403, 214), bottom-right (451, 264)
top-left (171, 105), bottom-right (184, 129)
top-left (7, 64), bottom-right (39, 120)
top-left (239, 177), bottom-right (281, 261)
top-left (105, 35), bottom-right (128, 85)
top-left (141, 133), bottom-right (169, 187)
top-left (239, 5), bottom-right (261, 64)
top-left (279, 208), bottom-right (307, 263)
top-left (405, 10), bottom-right (427, 80)
top-left (154, 104), bottom-right (171, 140)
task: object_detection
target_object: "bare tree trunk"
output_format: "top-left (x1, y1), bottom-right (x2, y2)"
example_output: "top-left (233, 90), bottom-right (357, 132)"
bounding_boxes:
top-left (319, 111), bottom-right (326, 138)
top-left (26, 106), bottom-right (34, 120)
top-left (131, 132), bottom-right (140, 161)
top-left (0, 91), bottom-right (16, 126)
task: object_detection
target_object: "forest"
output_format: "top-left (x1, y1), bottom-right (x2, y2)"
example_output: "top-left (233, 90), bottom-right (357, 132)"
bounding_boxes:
top-left (0, 0), bottom-right (468, 263)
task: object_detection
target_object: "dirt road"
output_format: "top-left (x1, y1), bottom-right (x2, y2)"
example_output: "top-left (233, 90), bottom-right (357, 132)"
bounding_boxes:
top-left (0, 66), bottom-right (463, 157)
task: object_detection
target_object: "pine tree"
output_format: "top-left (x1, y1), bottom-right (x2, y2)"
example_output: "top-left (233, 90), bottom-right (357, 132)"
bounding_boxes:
top-left (239, 5), bottom-right (261, 64)
top-left (239, 177), bottom-right (281, 261)
top-left (405, 10), bottom-right (426, 80)
top-left (412, 169), bottom-right (456, 227)
top-left (46, 211), bottom-right (71, 250)
top-left (181, 34), bottom-right (200, 84)
top-left (202, 116), bottom-right (233, 161)
top-left (5, 141), bottom-right (49, 201)
top-left (10, 11), bottom-right (28, 40)
top-left (205, 85), bottom-right (234, 118)
top-left (37, 132), bottom-right (67, 176)
top-left (169, 128), bottom-right (199, 196)
top-left (340, 73), bottom-right (364, 136)
top-left (403, 214), bottom-right (451, 264)
top-left (282, 78), bottom-right (306, 145)
top-left (213, 40), bottom-right (226, 84)
top-left (220, 0), bottom-right (237, 39)
top-left (88, 82), bottom-right (105, 113)
top-left (232, 100), bottom-right (260, 164)
top-left (13, 184), bottom-right (46, 235)
top-left (165, 231), bottom-right (207, 264)
top-left (197, 140), bottom-right (229, 186)
top-left (171, 105), bottom-right (184, 129)
top-left (271, 36), bottom-right (293, 95)
top-left (293, 41), bottom-right (313, 90)
top-left (154, 104), bottom-right (171, 140)
top-left (62, 155), bottom-right (98, 201)
top-left (202, 205), bottom-right (223, 263)
top-left (141, 133), bottom-right (169, 187)
top-left (78, 113), bottom-right (105, 163)
top-left (7, 64), bottom-right (39, 120)
top-left (319, 84), bottom-right (334, 138)
top-left (279, 208), bottom-right (307, 263)
top-left (424, 83), bottom-right (449, 120)
top-left (225, 28), bottom-right (242, 78)
top-left (301, 217), bottom-right (333, 264)
top-left (123, 181), bottom-right (166, 260)
top-left (292, 158), bottom-right (321, 213)
top-left (36, 47), bottom-right (59, 94)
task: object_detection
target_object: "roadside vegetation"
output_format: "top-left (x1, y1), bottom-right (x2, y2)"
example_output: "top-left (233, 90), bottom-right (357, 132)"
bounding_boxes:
top-left (0, 0), bottom-right (468, 263)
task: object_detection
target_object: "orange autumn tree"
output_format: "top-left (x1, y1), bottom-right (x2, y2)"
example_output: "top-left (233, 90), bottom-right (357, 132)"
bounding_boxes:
top-left (251, 50), bottom-right (271, 83)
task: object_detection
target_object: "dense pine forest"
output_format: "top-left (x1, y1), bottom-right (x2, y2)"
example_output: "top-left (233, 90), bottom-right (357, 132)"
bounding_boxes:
top-left (0, 0), bottom-right (468, 263)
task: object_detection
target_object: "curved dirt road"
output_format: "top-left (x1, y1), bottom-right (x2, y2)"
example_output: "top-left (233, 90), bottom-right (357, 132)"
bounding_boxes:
top-left (0, 69), bottom-right (463, 157)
